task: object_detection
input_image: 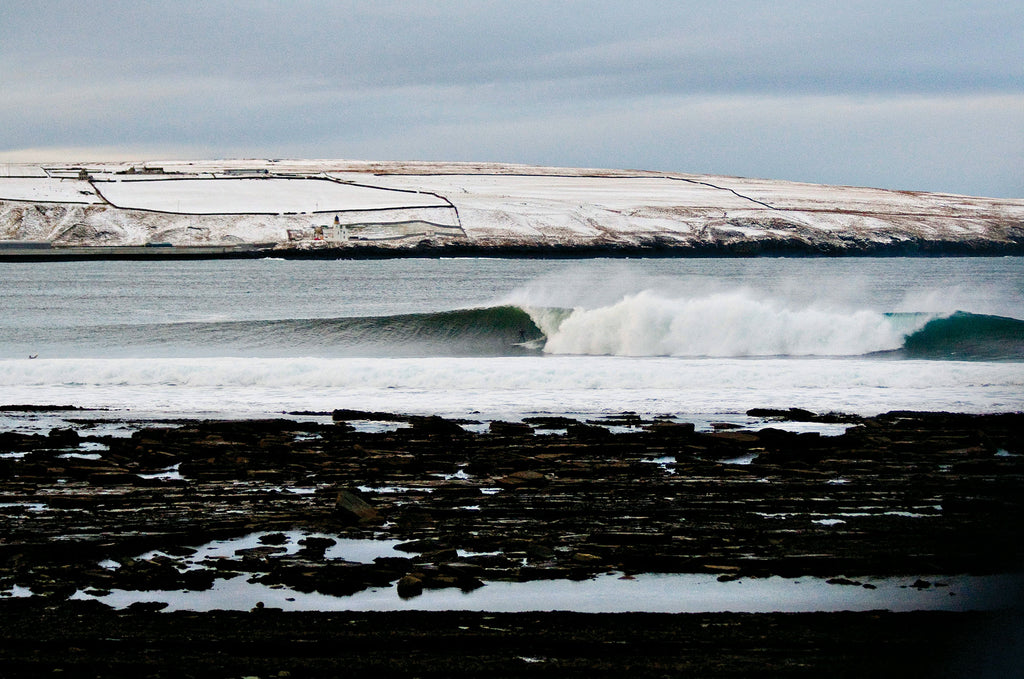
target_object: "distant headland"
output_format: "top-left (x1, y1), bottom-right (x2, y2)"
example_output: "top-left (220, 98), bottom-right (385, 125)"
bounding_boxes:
top-left (2, 159), bottom-right (1022, 258)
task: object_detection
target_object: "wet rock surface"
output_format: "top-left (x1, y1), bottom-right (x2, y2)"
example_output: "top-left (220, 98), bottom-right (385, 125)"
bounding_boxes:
top-left (2, 408), bottom-right (1023, 676)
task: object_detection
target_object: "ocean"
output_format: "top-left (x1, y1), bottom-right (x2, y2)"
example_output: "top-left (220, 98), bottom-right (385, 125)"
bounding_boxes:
top-left (1, 256), bottom-right (1023, 428)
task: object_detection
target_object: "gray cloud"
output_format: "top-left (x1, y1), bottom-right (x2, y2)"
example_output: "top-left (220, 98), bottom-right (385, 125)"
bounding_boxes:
top-left (1, 1), bottom-right (1021, 196)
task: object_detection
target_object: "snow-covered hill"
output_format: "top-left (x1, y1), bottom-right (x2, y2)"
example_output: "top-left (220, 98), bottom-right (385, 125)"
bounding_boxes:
top-left (1, 159), bottom-right (1022, 254)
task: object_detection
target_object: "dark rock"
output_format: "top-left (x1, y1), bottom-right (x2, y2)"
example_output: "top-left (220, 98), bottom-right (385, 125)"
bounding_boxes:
top-left (335, 489), bottom-right (380, 523)
top-left (332, 409), bottom-right (405, 422)
top-left (89, 472), bottom-right (143, 486)
top-left (424, 574), bottom-right (460, 589)
top-left (755, 427), bottom-right (800, 447)
top-left (396, 574), bottom-right (424, 598)
top-left (645, 421), bottom-right (696, 437)
top-left (259, 533), bottom-right (290, 545)
top-left (566, 423), bottom-right (611, 439)
top-left (496, 470), bottom-right (548, 487)
top-left (47, 428), bottom-right (80, 446)
top-left (296, 537), bottom-right (336, 560)
top-left (370, 556), bottom-right (413, 580)
top-left (747, 407), bottom-right (818, 421)
top-left (235, 546), bottom-right (287, 558)
top-left (523, 543), bottom-right (556, 560)
top-left (704, 431), bottom-right (760, 445)
top-left (418, 548), bottom-right (459, 563)
top-left (461, 553), bottom-right (518, 569)
top-left (590, 412), bottom-right (646, 427)
top-left (826, 578), bottom-right (863, 587)
top-left (0, 404), bottom-right (83, 411)
top-left (440, 561), bottom-right (484, 578)
top-left (42, 584), bottom-right (78, 601)
top-left (522, 416), bottom-right (580, 429)
top-left (409, 416), bottom-right (465, 437)
top-left (458, 576), bottom-right (485, 592)
top-left (489, 421), bottom-right (534, 436)
top-left (117, 558), bottom-right (184, 590)
top-left (395, 538), bottom-right (451, 553)
top-left (588, 532), bottom-right (668, 546)
top-left (126, 601), bottom-right (169, 612)
top-left (756, 429), bottom-right (826, 464)
top-left (181, 569), bottom-right (217, 591)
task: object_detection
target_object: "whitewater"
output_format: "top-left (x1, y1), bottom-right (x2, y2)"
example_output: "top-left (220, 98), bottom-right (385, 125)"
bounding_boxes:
top-left (1, 257), bottom-right (1022, 424)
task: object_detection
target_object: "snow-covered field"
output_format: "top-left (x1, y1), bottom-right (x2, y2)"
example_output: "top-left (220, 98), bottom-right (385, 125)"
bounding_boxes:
top-left (0, 177), bottom-right (102, 204)
top-left (0, 159), bottom-right (1021, 250)
top-left (95, 177), bottom-right (448, 215)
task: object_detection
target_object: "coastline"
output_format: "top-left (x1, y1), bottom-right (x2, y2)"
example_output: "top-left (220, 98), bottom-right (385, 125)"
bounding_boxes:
top-left (2, 238), bottom-right (1023, 262)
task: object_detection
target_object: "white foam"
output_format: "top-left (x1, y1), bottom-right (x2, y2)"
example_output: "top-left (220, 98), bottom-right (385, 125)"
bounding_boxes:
top-left (534, 290), bottom-right (932, 357)
top-left (1, 355), bottom-right (1022, 419)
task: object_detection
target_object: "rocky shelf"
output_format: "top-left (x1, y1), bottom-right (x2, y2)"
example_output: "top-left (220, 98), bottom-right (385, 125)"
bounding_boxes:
top-left (2, 408), bottom-right (1023, 676)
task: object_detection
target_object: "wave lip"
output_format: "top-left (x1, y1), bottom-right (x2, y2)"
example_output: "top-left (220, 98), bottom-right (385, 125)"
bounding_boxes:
top-left (901, 311), bottom-right (1024, 360)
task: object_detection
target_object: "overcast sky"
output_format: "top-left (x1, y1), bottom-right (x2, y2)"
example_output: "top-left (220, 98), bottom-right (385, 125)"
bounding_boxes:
top-left (2, 1), bottom-right (1021, 196)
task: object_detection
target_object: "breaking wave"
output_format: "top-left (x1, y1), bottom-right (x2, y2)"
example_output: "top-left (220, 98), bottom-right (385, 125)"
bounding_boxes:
top-left (533, 291), bottom-right (1024, 360)
top-left (535, 291), bottom-right (917, 357)
top-left (10, 292), bottom-right (1023, 360)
